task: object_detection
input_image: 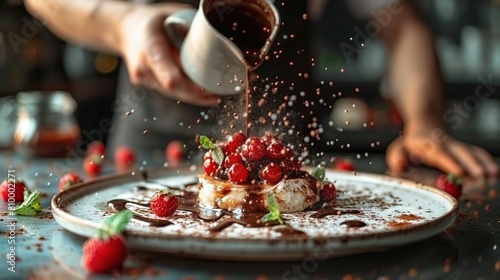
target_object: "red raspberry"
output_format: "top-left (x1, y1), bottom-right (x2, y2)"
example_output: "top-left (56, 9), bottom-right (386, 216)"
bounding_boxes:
top-left (436, 174), bottom-right (463, 199)
top-left (261, 133), bottom-right (278, 145)
top-left (0, 179), bottom-right (27, 202)
top-left (83, 155), bottom-right (103, 177)
top-left (241, 137), bottom-right (266, 161)
top-left (335, 159), bottom-right (356, 171)
top-left (224, 153), bottom-right (243, 168)
top-left (279, 156), bottom-right (302, 172)
top-left (86, 141), bottom-right (106, 156)
top-left (203, 157), bottom-right (218, 176)
top-left (59, 172), bottom-right (83, 192)
top-left (226, 132), bottom-right (246, 153)
top-left (166, 141), bottom-right (185, 166)
top-left (260, 163), bottom-right (283, 185)
top-left (228, 163), bottom-right (249, 184)
top-left (320, 182), bottom-right (336, 202)
top-left (267, 141), bottom-right (286, 160)
top-left (82, 235), bottom-right (127, 273)
top-left (115, 146), bottom-right (135, 167)
top-left (149, 190), bottom-right (179, 217)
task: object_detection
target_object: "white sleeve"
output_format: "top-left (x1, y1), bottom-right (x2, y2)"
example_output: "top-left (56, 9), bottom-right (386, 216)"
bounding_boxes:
top-left (346, 0), bottom-right (397, 19)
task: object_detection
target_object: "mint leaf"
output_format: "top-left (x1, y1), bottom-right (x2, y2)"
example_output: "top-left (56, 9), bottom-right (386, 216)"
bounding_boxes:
top-left (14, 190), bottom-right (42, 216)
top-left (211, 147), bottom-right (224, 165)
top-left (199, 135), bottom-right (224, 165)
top-left (14, 207), bottom-right (37, 216)
top-left (261, 193), bottom-right (283, 224)
top-left (99, 210), bottom-right (133, 238)
top-left (311, 165), bottom-right (326, 182)
top-left (200, 135), bottom-right (216, 149)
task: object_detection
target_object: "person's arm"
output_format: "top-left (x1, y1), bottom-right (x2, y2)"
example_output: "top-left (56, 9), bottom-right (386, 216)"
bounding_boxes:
top-left (24, 0), bottom-right (131, 54)
top-left (377, 1), bottom-right (498, 177)
top-left (23, 0), bottom-right (219, 106)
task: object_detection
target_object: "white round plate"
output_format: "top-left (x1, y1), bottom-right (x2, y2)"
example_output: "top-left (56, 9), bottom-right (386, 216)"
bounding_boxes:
top-left (52, 167), bottom-right (458, 261)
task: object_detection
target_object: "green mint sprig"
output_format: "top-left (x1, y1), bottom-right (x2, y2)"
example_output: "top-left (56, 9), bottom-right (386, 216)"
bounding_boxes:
top-left (311, 165), bottom-right (326, 182)
top-left (199, 135), bottom-right (224, 165)
top-left (261, 193), bottom-right (284, 225)
top-left (98, 209), bottom-right (133, 238)
top-left (14, 190), bottom-right (42, 216)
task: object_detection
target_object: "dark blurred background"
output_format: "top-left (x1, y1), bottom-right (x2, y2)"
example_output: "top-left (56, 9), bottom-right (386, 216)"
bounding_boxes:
top-left (0, 0), bottom-right (499, 155)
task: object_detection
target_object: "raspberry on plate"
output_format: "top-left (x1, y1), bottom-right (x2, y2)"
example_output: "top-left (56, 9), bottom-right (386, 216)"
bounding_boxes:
top-left (436, 174), bottom-right (463, 199)
top-left (0, 179), bottom-right (27, 202)
top-left (59, 172), bottom-right (83, 192)
top-left (150, 190), bottom-right (179, 217)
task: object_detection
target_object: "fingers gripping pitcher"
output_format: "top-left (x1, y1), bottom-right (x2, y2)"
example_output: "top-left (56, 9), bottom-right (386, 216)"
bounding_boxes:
top-left (164, 0), bottom-right (280, 95)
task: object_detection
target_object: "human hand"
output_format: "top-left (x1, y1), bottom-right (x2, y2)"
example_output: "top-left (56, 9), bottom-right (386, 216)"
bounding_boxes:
top-left (386, 127), bottom-right (499, 178)
top-left (118, 3), bottom-right (220, 106)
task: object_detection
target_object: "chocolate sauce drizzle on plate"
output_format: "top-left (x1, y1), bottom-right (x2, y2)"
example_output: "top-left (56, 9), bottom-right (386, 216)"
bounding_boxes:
top-left (106, 171), bottom-right (366, 234)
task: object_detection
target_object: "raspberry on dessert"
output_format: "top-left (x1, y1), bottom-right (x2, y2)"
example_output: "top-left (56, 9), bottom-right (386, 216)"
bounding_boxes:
top-left (436, 174), bottom-right (463, 199)
top-left (0, 179), bottom-right (27, 202)
top-left (224, 153), bottom-right (243, 169)
top-left (260, 163), bottom-right (283, 185)
top-left (241, 137), bottom-right (266, 161)
top-left (226, 132), bottom-right (246, 153)
top-left (59, 172), bottom-right (83, 192)
top-left (267, 141), bottom-right (286, 160)
top-left (228, 163), bottom-right (248, 184)
top-left (203, 157), bottom-right (218, 176)
top-left (150, 190), bottom-right (179, 217)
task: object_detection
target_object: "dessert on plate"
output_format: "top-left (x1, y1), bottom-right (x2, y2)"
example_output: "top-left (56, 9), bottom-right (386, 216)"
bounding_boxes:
top-left (197, 132), bottom-right (331, 213)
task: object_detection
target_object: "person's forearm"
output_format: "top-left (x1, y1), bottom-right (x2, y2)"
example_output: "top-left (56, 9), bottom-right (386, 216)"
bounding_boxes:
top-left (379, 1), bottom-right (444, 132)
top-left (23, 0), bottom-right (133, 54)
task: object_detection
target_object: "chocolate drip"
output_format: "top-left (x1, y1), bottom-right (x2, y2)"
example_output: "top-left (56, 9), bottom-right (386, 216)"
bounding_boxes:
top-left (208, 213), bottom-right (279, 232)
top-left (310, 206), bottom-right (361, 218)
top-left (209, 218), bottom-right (250, 232)
top-left (340, 220), bottom-right (367, 228)
top-left (107, 199), bottom-right (173, 227)
top-left (273, 225), bottom-right (308, 238)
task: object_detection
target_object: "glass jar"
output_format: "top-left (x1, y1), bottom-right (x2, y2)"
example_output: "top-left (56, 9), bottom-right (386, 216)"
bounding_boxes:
top-left (12, 91), bottom-right (81, 157)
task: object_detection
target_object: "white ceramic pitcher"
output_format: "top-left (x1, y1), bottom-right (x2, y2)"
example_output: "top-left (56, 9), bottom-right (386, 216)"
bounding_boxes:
top-left (164, 0), bottom-right (280, 95)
